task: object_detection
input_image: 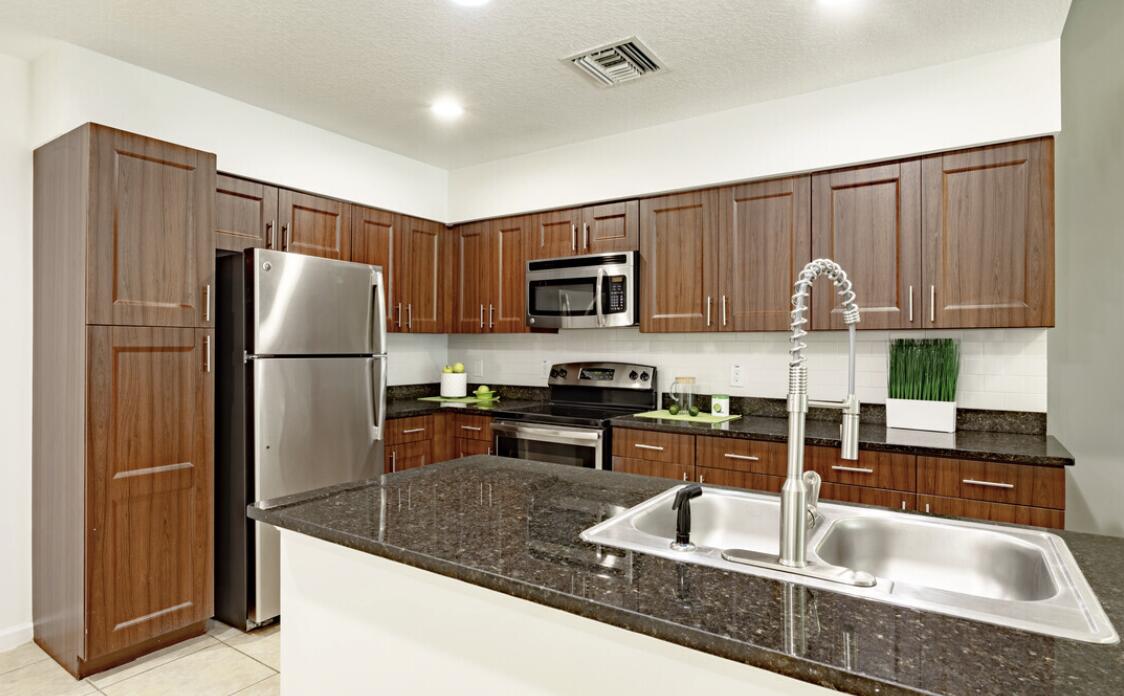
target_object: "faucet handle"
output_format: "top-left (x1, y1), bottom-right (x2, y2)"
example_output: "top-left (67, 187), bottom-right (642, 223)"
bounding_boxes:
top-left (803, 471), bottom-right (822, 529)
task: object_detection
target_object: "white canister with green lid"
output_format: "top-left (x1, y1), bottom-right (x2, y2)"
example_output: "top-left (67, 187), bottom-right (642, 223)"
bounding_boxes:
top-left (711, 394), bottom-right (730, 416)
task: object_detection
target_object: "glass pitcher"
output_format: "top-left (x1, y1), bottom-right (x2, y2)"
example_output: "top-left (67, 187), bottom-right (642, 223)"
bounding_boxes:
top-left (669, 376), bottom-right (696, 412)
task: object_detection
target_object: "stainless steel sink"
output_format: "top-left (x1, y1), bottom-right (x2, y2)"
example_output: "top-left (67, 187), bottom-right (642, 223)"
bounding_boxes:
top-left (581, 485), bottom-right (1118, 643)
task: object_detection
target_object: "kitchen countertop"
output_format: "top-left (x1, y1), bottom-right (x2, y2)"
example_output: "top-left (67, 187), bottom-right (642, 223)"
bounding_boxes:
top-left (611, 414), bottom-right (1075, 467)
top-left (249, 456), bottom-right (1122, 695)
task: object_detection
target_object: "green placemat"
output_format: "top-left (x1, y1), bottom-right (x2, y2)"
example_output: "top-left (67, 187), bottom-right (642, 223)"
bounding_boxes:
top-left (631, 409), bottom-right (741, 424)
top-left (418, 395), bottom-right (499, 404)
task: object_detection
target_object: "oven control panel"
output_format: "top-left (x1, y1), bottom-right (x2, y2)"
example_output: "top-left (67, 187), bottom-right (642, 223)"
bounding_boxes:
top-left (547, 361), bottom-right (656, 390)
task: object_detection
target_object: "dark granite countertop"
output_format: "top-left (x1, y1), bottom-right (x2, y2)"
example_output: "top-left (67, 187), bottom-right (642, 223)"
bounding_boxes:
top-left (611, 414), bottom-right (1075, 467)
top-left (249, 457), bottom-right (1121, 695)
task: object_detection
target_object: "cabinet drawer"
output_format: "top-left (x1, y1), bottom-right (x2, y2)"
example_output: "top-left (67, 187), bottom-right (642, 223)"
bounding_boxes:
top-left (611, 456), bottom-right (691, 481)
top-left (385, 439), bottom-right (432, 474)
top-left (821, 482), bottom-right (915, 512)
top-left (385, 415), bottom-right (435, 445)
top-left (696, 437), bottom-right (786, 476)
top-left (695, 466), bottom-right (784, 494)
top-left (918, 457), bottom-right (1065, 509)
top-left (452, 414), bottom-right (492, 441)
top-left (918, 495), bottom-right (1064, 529)
top-left (809, 447), bottom-right (916, 492)
top-left (455, 437), bottom-right (492, 457)
top-left (612, 428), bottom-right (694, 465)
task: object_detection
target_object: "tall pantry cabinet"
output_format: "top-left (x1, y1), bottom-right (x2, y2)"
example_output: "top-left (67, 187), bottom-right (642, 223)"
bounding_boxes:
top-left (33, 124), bottom-right (216, 677)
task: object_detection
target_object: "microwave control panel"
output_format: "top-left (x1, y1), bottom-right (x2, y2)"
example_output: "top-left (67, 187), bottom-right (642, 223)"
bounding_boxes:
top-left (606, 276), bottom-right (627, 312)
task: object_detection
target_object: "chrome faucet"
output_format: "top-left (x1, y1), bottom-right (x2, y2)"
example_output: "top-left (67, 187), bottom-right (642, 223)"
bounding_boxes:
top-left (780, 259), bottom-right (861, 568)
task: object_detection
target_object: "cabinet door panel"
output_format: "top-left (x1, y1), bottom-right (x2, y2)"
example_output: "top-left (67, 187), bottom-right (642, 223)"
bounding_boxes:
top-left (611, 456), bottom-right (691, 482)
top-left (88, 126), bottom-right (215, 328)
top-left (399, 217), bottom-right (444, 333)
top-left (821, 483), bottom-right (915, 511)
top-left (919, 495), bottom-right (1063, 529)
top-left (386, 440), bottom-right (433, 474)
top-left (492, 216), bottom-right (529, 332)
top-left (454, 223), bottom-right (491, 333)
top-left (279, 190), bottom-right (351, 260)
top-left (351, 206), bottom-right (399, 332)
top-left (922, 138), bottom-right (1054, 328)
top-left (456, 437), bottom-right (492, 458)
top-left (86, 327), bottom-right (212, 658)
top-left (720, 177), bottom-right (811, 331)
top-left (694, 466), bottom-right (785, 493)
top-left (582, 201), bottom-right (638, 254)
top-left (215, 175), bottom-right (277, 252)
top-left (533, 209), bottom-right (582, 259)
top-left (639, 190), bottom-right (720, 332)
top-left (811, 161), bottom-right (921, 330)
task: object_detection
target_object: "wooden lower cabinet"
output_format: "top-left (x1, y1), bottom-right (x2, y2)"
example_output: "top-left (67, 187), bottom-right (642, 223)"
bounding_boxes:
top-left (694, 466), bottom-right (784, 492)
top-left (386, 440), bottom-right (433, 474)
top-left (918, 495), bottom-right (1063, 529)
top-left (917, 456), bottom-right (1065, 509)
top-left (452, 414), bottom-right (493, 442)
top-left (822, 483), bottom-right (915, 511)
top-left (612, 456), bottom-right (691, 482)
top-left (612, 428), bottom-right (695, 466)
top-left (456, 437), bottom-right (493, 457)
top-left (808, 447), bottom-right (916, 492)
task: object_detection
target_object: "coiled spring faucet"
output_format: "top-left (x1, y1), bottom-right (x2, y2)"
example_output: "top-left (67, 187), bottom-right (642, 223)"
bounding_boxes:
top-left (780, 259), bottom-right (861, 568)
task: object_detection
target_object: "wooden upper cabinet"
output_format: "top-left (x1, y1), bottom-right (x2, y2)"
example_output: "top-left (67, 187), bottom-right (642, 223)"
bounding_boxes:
top-left (640, 190), bottom-right (720, 332)
top-left (532, 208), bottom-right (583, 259)
top-left (87, 126), bottom-right (216, 328)
top-left (278, 189), bottom-right (351, 260)
top-left (491, 216), bottom-right (529, 332)
top-left (582, 201), bottom-right (639, 254)
top-left (719, 177), bottom-right (811, 331)
top-left (398, 216), bottom-right (445, 333)
top-left (811, 161), bottom-right (922, 330)
top-left (85, 326), bottom-right (213, 658)
top-left (215, 174), bottom-right (278, 253)
top-left (351, 206), bottom-right (399, 332)
top-left (922, 138), bottom-right (1055, 328)
top-left (453, 222), bottom-right (491, 333)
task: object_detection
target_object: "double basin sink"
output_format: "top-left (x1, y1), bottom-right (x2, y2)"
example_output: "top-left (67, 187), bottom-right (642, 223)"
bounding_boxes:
top-left (581, 485), bottom-right (1117, 643)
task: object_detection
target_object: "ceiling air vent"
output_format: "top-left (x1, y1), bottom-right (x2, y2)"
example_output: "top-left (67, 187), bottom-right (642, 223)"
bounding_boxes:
top-left (566, 37), bottom-right (664, 87)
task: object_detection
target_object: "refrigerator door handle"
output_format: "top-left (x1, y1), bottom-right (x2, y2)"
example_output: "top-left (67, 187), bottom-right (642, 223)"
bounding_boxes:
top-left (371, 356), bottom-right (387, 442)
top-left (371, 269), bottom-right (388, 354)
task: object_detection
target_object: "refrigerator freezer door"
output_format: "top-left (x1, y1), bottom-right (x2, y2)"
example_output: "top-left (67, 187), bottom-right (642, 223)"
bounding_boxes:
top-left (251, 248), bottom-right (386, 356)
top-left (251, 355), bottom-right (385, 623)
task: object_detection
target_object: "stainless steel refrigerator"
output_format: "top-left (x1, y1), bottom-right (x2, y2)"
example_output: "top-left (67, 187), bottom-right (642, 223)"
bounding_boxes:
top-left (215, 248), bottom-right (387, 628)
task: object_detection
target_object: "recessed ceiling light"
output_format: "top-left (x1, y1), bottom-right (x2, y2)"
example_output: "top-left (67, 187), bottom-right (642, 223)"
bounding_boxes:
top-left (450, 0), bottom-right (491, 6)
top-left (430, 97), bottom-right (465, 121)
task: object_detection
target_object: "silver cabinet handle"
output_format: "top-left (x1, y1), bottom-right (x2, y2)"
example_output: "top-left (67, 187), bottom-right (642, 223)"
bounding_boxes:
top-left (488, 303), bottom-right (494, 328)
top-left (267, 219), bottom-right (276, 249)
top-left (901, 500), bottom-right (907, 510)
top-left (706, 296), bottom-right (712, 327)
top-left (721, 295), bottom-right (728, 327)
top-left (682, 472), bottom-right (688, 481)
top-left (204, 284), bottom-right (211, 322)
top-left (407, 303), bottom-right (413, 330)
top-left (391, 449), bottom-right (397, 473)
top-left (832, 465), bottom-right (874, 474)
top-left (698, 474), bottom-right (705, 483)
top-left (204, 335), bottom-right (211, 373)
top-left (282, 224), bottom-right (290, 250)
top-left (583, 223), bottom-right (590, 249)
top-left (930, 285), bottom-right (935, 323)
top-left (402, 427), bottom-right (426, 434)
top-left (908, 285), bottom-right (914, 322)
top-left (963, 479), bottom-right (1014, 489)
top-left (479, 304), bottom-right (484, 329)
top-left (461, 425), bottom-right (483, 432)
top-left (570, 224), bottom-right (576, 251)
top-left (924, 503), bottom-right (931, 514)
top-left (724, 453), bottom-right (760, 461)
top-left (634, 443), bottom-right (664, 451)
top-left (396, 302), bottom-right (403, 328)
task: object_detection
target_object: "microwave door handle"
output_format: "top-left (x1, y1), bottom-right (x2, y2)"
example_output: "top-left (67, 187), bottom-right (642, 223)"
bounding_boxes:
top-left (595, 268), bottom-right (606, 327)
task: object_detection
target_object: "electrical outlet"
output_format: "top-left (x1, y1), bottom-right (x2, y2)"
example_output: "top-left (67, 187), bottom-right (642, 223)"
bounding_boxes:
top-left (730, 362), bottom-right (746, 388)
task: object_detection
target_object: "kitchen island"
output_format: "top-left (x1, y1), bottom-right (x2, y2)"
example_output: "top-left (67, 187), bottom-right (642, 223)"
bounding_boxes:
top-left (248, 456), bottom-right (1124, 695)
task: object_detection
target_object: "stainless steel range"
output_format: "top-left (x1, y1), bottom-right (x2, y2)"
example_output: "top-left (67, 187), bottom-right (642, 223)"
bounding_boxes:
top-left (492, 361), bottom-right (657, 470)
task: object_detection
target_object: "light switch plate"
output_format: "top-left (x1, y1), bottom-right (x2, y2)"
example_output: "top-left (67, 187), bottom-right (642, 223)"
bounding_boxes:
top-left (730, 362), bottom-right (745, 388)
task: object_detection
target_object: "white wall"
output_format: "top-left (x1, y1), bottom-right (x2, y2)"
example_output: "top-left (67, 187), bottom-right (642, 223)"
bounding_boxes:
top-left (0, 52), bottom-right (33, 651)
top-left (448, 41), bottom-right (1061, 221)
top-left (450, 328), bottom-right (1048, 412)
top-left (30, 44), bottom-right (449, 221)
top-left (386, 334), bottom-right (448, 387)
top-left (1050, 0), bottom-right (1124, 536)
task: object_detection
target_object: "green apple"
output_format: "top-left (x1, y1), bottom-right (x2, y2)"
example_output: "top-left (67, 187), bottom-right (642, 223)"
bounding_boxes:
top-left (688, 405), bottom-right (700, 417)
top-left (475, 385), bottom-right (491, 394)
top-left (668, 404), bottom-right (681, 416)
top-left (442, 365), bottom-right (453, 374)
top-left (452, 362), bottom-right (465, 374)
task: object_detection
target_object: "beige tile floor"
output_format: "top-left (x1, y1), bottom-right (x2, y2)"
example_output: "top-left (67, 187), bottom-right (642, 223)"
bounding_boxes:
top-left (0, 621), bottom-right (280, 696)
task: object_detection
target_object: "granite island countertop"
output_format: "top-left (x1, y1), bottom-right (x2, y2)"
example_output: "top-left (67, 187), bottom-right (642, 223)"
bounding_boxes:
top-left (248, 456), bottom-right (1121, 695)
top-left (611, 414), bottom-right (1075, 466)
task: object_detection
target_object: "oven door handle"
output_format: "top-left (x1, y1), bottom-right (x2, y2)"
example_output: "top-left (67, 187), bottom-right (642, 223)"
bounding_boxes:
top-left (492, 422), bottom-right (603, 443)
top-left (595, 267), bottom-right (606, 327)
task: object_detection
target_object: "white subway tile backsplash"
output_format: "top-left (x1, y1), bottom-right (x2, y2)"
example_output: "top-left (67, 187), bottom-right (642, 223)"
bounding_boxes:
top-left (446, 326), bottom-right (1049, 413)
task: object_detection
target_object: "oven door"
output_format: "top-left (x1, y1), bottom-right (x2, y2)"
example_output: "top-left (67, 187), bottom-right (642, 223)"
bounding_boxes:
top-left (492, 421), bottom-right (604, 470)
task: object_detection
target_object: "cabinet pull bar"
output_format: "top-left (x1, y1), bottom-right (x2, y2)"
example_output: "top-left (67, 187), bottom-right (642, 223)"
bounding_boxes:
top-left (204, 335), bottom-right (211, 373)
top-left (489, 303), bottom-right (495, 328)
top-left (682, 472), bottom-right (688, 481)
top-left (698, 474), bottom-right (705, 484)
top-left (268, 220), bottom-right (276, 249)
top-left (962, 478), bottom-right (1014, 489)
top-left (571, 224), bottom-right (576, 251)
top-left (724, 453), bottom-right (760, 461)
top-left (204, 284), bottom-right (211, 322)
top-left (282, 224), bottom-right (290, 251)
top-left (391, 450), bottom-right (397, 473)
top-left (634, 443), bottom-right (665, 451)
top-left (396, 303), bottom-right (403, 328)
top-left (407, 303), bottom-right (413, 329)
top-left (706, 296), bottom-right (712, 326)
top-left (721, 295), bottom-right (728, 326)
top-left (583, 223), bottom-right (590, 249)
top-left (402, 427), bottom-right (426, 434)
top-left (930, 285), bottom-right (935, 323)
top-left (901, 500), bottom-right (907, 510)
top-left (831, 465), bottom-right (874, 474)
top-left (461, 425), bottom-right (483, 432)
top-left (925, 503), bottom-right (931, 514)
top-left (479, 304), bottom-right (484, 329)
top-left (908, 285), bottom-right (914, 322)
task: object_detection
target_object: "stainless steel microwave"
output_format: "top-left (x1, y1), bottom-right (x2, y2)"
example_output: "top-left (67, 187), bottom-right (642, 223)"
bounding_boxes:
top-left (525, 251), bottom-right (638, 329)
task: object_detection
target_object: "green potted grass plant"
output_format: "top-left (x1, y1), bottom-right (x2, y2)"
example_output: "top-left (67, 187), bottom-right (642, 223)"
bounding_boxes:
top-left (886, 339), bottom-right (960, 433)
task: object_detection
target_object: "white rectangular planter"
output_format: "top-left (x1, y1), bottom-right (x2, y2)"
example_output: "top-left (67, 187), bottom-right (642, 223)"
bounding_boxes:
top-left (885, 398), bottom-right (957, 433)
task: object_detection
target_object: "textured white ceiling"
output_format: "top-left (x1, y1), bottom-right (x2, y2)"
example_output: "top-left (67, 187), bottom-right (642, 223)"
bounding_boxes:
top-left (0, 0), bottom-right (1071, 168)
